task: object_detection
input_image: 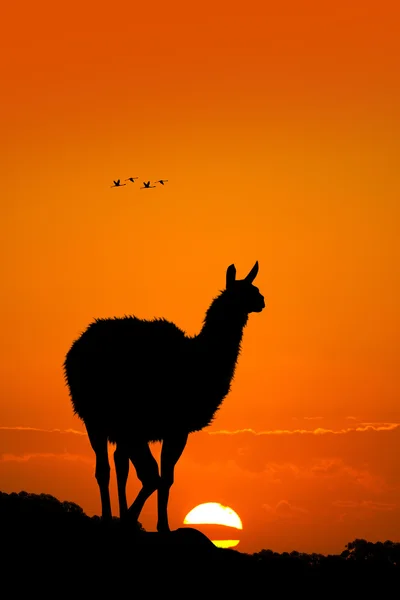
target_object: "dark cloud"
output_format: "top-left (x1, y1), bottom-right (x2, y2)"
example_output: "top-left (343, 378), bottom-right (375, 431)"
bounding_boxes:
top-left (0, 427), bottom-right (91, 459)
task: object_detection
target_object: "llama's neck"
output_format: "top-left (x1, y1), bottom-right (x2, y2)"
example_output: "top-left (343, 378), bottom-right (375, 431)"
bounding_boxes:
top-left (197, 292), bottom-right (249, 366)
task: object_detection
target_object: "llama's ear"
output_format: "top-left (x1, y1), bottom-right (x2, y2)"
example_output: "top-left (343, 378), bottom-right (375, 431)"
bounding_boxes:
top-left (244, 261), bottom-right (259, 283)
top-left (226, 264), bottom-right (236, 289)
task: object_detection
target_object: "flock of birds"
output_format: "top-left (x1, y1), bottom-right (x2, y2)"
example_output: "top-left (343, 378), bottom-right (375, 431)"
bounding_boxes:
top-left (111, 177), bottom-right (169, 189)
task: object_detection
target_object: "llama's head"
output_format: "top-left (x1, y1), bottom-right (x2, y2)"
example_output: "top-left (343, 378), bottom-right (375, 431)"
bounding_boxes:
top-left (225, 261), bottom-right (265, 314)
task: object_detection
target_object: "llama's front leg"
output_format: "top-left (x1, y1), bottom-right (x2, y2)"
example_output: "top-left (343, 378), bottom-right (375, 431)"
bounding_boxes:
top-left (114, 443), bottom-right (130, 520)
top-left (96, 455), bottom-right (112, 522)
top-left (86, 426), bottom-right (112, 522)
top-left (157, 432), bottom-right (188, 533)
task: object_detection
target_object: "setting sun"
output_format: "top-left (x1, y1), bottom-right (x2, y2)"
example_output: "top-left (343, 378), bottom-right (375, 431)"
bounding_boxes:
top-left (184, 503), bottom-right (242, 548)
top-left (184, 502), bottom-right (243, 530)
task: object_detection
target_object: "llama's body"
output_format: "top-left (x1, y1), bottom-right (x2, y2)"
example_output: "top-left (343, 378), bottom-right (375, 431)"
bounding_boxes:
top-left (64, 262), bottom-right (265, 532)
top-left (66, 310), bottom-right (241, 442)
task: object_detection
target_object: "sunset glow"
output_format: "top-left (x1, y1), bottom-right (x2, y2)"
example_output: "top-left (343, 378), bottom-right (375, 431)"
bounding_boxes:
top-left (1, 0), bottom-right (399, 556)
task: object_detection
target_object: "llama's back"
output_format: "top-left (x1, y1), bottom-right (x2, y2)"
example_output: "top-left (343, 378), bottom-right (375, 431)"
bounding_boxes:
top-left (64, 316), bottom-right (193, 441)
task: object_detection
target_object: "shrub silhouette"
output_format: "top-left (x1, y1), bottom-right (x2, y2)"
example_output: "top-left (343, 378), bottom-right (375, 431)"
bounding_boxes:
top-left (1, 490), bottom-right (399, 596)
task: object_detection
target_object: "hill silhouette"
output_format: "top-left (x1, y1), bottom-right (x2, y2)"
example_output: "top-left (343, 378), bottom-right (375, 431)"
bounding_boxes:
top-left (1, 491), bottom-right (399, 596)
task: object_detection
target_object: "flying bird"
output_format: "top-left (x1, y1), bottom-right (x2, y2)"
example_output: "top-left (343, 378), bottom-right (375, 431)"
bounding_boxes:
top-left (111, 179), bottom-right (126, 187)
top-left (154, 179), bottom-right (168, 185)
top-left (125, 177), bottom-right (139, 183)
top-left (140, 181), bottom-right (156, 189)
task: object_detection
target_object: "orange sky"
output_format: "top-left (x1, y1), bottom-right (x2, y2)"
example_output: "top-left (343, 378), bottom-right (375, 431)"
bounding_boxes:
top-left (1, 0), bottom-right (399, 555)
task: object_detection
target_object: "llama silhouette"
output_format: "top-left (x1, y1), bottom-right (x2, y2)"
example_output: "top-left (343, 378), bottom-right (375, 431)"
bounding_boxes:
top-left (63, 262), bottom-right (265, 533)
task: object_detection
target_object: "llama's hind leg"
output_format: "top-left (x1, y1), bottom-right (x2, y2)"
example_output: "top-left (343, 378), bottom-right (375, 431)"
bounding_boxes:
top-left (86, 424), bottom-right (112, 522)
top-left (158, 432), bottom-right (188, 533)
top-left (126, 441), bottom-right (160, 524)
top-left (114, 443), bottom-right (130, 520)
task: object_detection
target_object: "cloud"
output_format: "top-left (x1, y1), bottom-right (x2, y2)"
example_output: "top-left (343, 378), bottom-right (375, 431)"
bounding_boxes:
top-left (208, 423), bottom-right (400, 436)
top-left (0, 426), bottom-right (91, 460)
top-left (2, 421), bottom-right (398, 442)
top-left (1, 452), bottom-right (93, 464)
top-left (332, 500), bottom-right (397, 511)
top-left (0, 426), bottom-right (85, 435)
top-left (262, 500), bottom-right (309, 522)
top-left (310, 459), bottom-right (388, 493)
top-left (1, 422), bottom-right (398, 498)
top-left (332, 499), bottom-right (399, 524)
top-left (185, 426), bottom-right (400, 505)
top-left (311, 459), bottom-right (344, 476)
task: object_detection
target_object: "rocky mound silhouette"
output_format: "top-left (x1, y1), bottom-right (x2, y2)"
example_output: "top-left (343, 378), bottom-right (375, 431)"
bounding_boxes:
top-left (1, 491), bottom-right (399, 595)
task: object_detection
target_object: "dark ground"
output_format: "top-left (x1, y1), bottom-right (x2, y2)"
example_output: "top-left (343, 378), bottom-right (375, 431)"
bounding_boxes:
top-left (1, 491), bottom-right (399, 597)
